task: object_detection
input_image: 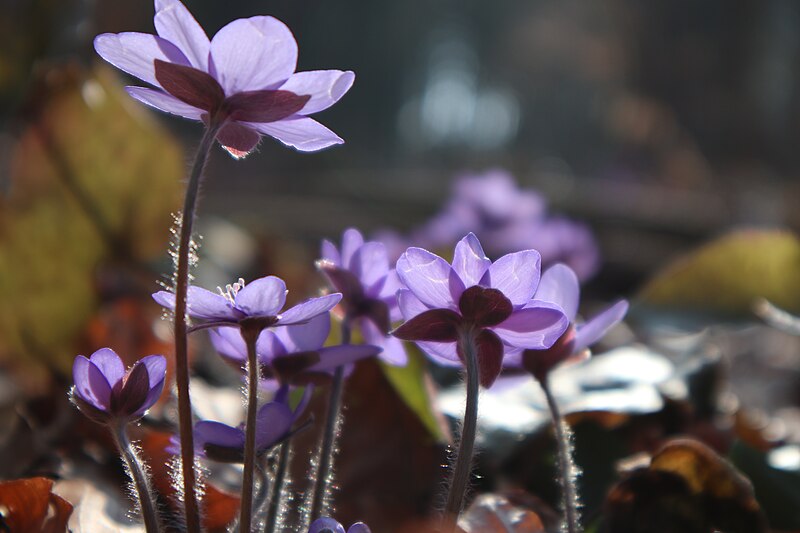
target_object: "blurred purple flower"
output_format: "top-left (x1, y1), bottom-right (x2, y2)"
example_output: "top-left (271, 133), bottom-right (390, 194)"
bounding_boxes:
top-left (153, 275), bottom-right (341, 330)
top-left (94, 0), bottom-right (354, 156)
top-left (209, 312), bottom-right (381, 384)
top-left (71, 348), bottom-right (167, 424)
top-left (308, 518), bottom-right (371, 533)
top-left (515, 264), bottom-right (628, 380)
top-left (317, 228), bottom-right (407, 365)
top-left (403, 169), bottom-right (600, 280)
top-left (168, 385), bottom-right (310, 463)
top-left (392, 233), bottom-right (569, 388)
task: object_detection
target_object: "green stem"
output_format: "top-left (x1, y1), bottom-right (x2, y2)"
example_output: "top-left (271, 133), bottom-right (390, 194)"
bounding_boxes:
top-left (112, 423), bottom-right (161, 533)
top-left (309, 318), bottom-right (351, 521)
top-left (240, 326), bottom-right (262, 533)
top-left (173, 121), bottom-right (223, 533)
top-left (539, 375), bottom-right (581, 533)
top-left (443, 328), bottom-right (479, 531)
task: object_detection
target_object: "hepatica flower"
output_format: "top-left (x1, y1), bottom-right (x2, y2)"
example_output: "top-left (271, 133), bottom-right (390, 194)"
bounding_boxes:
top-left (392, 233), bottom-right (569, 388)
top-left (317, 228), bottom-right (407, 365)
top-left (94, 0), bottom-right (354, 156)
top-left (153, 275), bottom-right (341, 331)
top-left (209, 312), bottom-right (380, 384)
top-left (72, 348), bottom-right (167, 424)
top-left (519, 264), bottom-right (629, 380)
top-left (308, 518), bottom-right (371, 533)
top-left (169, 386), bottom-right (310, 463)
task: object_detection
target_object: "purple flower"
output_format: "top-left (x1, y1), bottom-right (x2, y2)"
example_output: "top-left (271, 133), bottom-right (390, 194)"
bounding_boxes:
top-left (153, 275), bottom-right (341, 330)
top-left (308, 518), bottom-right (371, 533)
top-left (168, 385), bottom-right (310, 463)
top-left (516, 264), bottom-right (628, 380)
top-left (392, 233), bottom-right (569, 388)
top-left (317, 228), bottom-right (407, 365)
top-left (209, 312), bottom-right (381, 384)
top-left (71, 348), bottom-right (167, 424)
top-left (94, 0), bottom-right (354, 156)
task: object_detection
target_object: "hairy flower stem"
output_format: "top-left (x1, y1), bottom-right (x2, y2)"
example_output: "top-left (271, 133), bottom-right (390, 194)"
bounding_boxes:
top-left (174, 120), bottom-right (223, 533)
top-left (264, 442), bottom-right (291, 533)
top-left (539, 375), bottom-right (581, 533)
top-left (443, 328), bottom-right (480, 531)
top-left (309, 318), bottom-right (351, 521)
top-left (240, 326), bottom-right (262, 533)
top-left (112, 423), bottom-right (161, 533)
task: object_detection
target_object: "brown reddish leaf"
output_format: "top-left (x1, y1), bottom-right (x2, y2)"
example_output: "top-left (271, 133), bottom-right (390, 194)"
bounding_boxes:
top-left (458, 286), bottom-right (513, 327)
top-left (0, 477), bottom-right (73, 533)
top-left (225, 89), bottom-right (310, 122)
top-left (154, 59), bottom-right (224, 111)
top-left (604, 438), bottom-right (767, 533)
top-left (460, 493), bottom-right (545, 532)
top-left (392, 309), bottom-right (462, 342)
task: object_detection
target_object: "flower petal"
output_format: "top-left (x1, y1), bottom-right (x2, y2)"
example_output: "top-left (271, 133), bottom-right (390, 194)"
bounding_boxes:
top-left (255, 402), bottom-right (294, 451)
top-left (209, 16), bottom-right (297, 94)
top-left (348, 523), bottom-right (372, 533)
top-left (534, 263), bottom-right (580, 321)
top-left (397, 288), bottom-right (428, 320)
top-left (340, 228), bottom-right (365, 271)
top-left (250, 116), bottom-right (343, 152)
top-left (493, 304), bottom-right (569, 349)
top-left (154, 0), bottom-right (210, 70)
top-left (573, 300), bottom-right (629, 352)
top-left (309, 518), bottom-right (346, 533)
top-left (73, 356), bottom-right (111, 411)
top-left (94, 32), bottom-right (189, 88)
top-left (216, 122), bottom-right (261, 159)
top-left (277, 294), bottom-right (341, 325)
top-left (351, 241), bottom-right (390, 293)
top-left (396, 248), bottom-right (463, 310)
top-left (360, 318), bottom-right (408, 366)
top-left (209, 326), bottom-right (247, 362)
top-left (195, 420), bottom-right (244, 449)
top-left (391, 309), bottom-right (461, 342)
top-left (126, 86), bottom-right (204, 119)
top-left (416, 340), bottom-right (461, 366)
top-left (279, 70), bottom-right (355, 115)
top-left (234, 276), bottom-right (287, 317)
top-left (309, 344), bottom-right (381, 372)
top-left (451, 233), bottom-right (490, 288)
top-left (187, 286), bottom-right (241, 320)
top-left (115, 361), bottom-right (151, 417)
top-left (88, 348), bottom-right (126, 388)
top-left (320, 239), bottom-right (341, 266)
top-left (134, 355), bottom-right (167, 415)
top-left (282, 312), bottom-right (331, 352)
top-left (481, 249), bottom-right (541, 307)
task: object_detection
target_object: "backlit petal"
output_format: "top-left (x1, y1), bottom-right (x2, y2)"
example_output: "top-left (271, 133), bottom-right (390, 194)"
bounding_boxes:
top-left (493, 304), bottom-right (569, 349)
top-left (451, 233), bottom-right (490, 288)
top-left (126, 86), bottom-right (204, 119)
top-left (396, 248), bottom-right (462, 310)
top-left (250, 116), bottom-right (343, 152)
top-left (279, 70), bottom-right (355, 115)
top-left (534, 264), bottom-right (580, 321)
top-left (574, 300), bottom-right (628, 352)
top-left (154, 0), bottom-right (210, 70)
top-left (94, 32), bottom-right (189, 87)
top-left (482, 249), bottom-right (541, 307)
top-left (277, 294), bottom-right (341, 325)
top-left (235, 276), bottom-right (286, 317)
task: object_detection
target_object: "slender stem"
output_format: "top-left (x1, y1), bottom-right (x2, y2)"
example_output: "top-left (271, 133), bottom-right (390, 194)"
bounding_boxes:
top-left (539, 375), bottom-right (581, 533)
top-left (309, 319), bottom-right (351, 521)
top-left (174, 121), bottom-right (223, 533)
top-left (240, 326), bottom-right (262, 533)
top-left (112, 423), bottom-right (161, 533)
top-left (264, 442), bottom-right (291, 533)
top-left (443, 328), bottom-right (480, 531)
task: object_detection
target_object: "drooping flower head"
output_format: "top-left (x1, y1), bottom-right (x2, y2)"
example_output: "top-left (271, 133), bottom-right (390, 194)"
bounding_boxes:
top-left (392, 233), bottom-right (569, 388)
top-left (94, 0), bottom-right (354, 156)
top-left (317, 228), bottom-right (407, 365)
top-left (168, 385), bottom-right (310, 463)
top-left (209, 312), bottom-right (381, 384)
top-left (71, 348), bottom-right (167, 424)
top-left (518, 264), bottom-right (628, 380)
top-left (153, 275), bottom-right (341, 331)
top-left (308, 518), bottom-right (371, 533)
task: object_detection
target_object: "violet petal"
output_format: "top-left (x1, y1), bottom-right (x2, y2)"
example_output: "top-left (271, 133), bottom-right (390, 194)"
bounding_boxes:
top-left (320, 239), bottom-right (341, 266)
top-left (340, 228), bottom-right (364, 270)
top-left (277, 293), bottom-right (341, 325)
top-left (234, 276), bottom-right (287, 317)
top-left (94, 32), bottom-right (189, 88)
top-left (187, 286), bottom-right (241, 320)
top-left (249, 116), bottom-right (344, 152)
top-left (451, 233), bottom-right (491, 288)
top-left (195, 420), bottom-right (244, 449)
top-left (126, 86), bottom-right (204, 119)
top-left (482, 249), bottom-right (541, 307)
top-left (283, 312), bottom-right (330, 352)
top-left (209, 16), bottom-right (297, 95)
top-left (396, 247), bottom-right (461, 310)
top-left (493, 304), bottom-right (569, 349)
top-left (209, 326), bottom-right (247, 362)
top-left (255, 402), bottom-right (294, 451)
top-left (360, 318), bottom-right (408, 366)
top-left (309, 518), bottom-right (346, 533)
top-left (308, 344), bottom-right (381, 372)
top-left (154, 0), bottom-right (210, 70)
top-left (573, 299), bottom-right (629, 352)
top-left (534, 263), bottom-right (580, 321)
top-left (279, 70), bottom-right (355, 115)
top-left (351, 241), bottom-right (389, 293)
top-left (88, 348), bottom-right (126, 388)
top-left (73, 356), bottom-right (111, 411)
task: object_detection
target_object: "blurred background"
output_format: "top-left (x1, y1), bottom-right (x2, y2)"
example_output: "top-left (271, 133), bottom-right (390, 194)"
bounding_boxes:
top-left (2, 1), bottom-right (800, 531)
